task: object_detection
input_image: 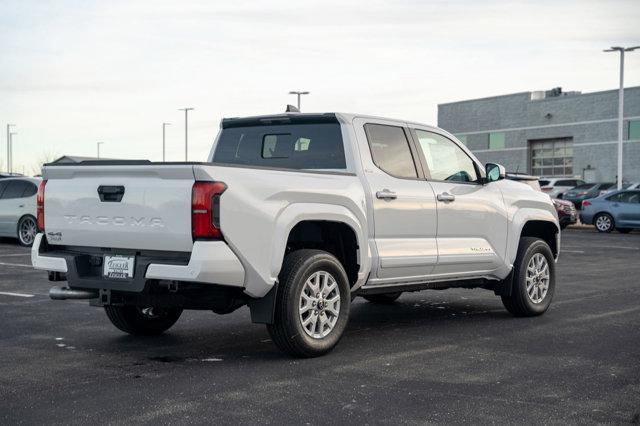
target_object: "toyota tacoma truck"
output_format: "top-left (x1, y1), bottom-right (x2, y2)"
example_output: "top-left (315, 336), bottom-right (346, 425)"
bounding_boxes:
top-left (32, 113), bottom-right (559, 357)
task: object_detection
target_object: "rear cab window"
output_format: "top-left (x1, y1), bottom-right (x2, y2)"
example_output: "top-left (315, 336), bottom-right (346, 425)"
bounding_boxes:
top-left (213, 115), bottom-right (347, 171)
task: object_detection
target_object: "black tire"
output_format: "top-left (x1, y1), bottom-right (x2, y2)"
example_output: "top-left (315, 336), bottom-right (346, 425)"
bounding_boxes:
top-left (501, 237), bottom-right (555, 317)
top-left (559, 222), bottom-right (568, 230)
top-left (363, 292), bottom-right (402, 304)
top-left (104, 306), bottom-right (182, 335)
top-left (17, 215), bottom-right (38, 247)
top-left (594, 213), bottom-right (614, 233)
top-left (617, 228), bottom-right (633, 234)
top-left (267, 249), bottom-right (351, 358)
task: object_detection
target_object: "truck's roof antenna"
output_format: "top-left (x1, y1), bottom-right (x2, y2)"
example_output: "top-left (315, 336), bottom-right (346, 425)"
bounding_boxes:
top-left (286, 104), bottom-right (300, 113)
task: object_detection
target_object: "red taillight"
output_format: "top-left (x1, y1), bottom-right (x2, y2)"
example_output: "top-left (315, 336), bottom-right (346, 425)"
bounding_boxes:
top-left (541, 187), bottom-right (552, 192)
top-left (192, 181), bottom-right (226, 240)
top-left (37, 180), bottom-right (47, 232)
top-left (582, 200), bottom-right (591, 208)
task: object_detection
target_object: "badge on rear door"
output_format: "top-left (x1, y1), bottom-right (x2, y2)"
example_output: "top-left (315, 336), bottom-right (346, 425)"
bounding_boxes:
top-left (103, 255), bottom-right (135, 279)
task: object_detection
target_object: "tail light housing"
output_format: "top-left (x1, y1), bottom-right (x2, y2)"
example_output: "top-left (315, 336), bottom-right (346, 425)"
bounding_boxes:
top-left (582, 200), bottom-right (591, 208)
top-left (541, 187), bottom-right (552, 192)
top-left (192, 181), bottom-right (227, 240)
top-left (37, 180), bottom-right (47, 232)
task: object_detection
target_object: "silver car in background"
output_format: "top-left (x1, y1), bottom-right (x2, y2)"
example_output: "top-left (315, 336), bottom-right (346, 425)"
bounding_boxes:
top-left (0, 177), bottom-right (41, 246)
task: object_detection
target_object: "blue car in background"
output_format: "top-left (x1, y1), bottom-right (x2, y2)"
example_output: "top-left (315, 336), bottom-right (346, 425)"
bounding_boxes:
top-left (581, 190), bottom-right (640, 233)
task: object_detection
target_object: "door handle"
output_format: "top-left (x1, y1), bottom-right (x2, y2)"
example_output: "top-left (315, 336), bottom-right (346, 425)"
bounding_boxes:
top-left (437, 192), bottom-right (456, 202)
top-left (376, 189), bottom-right (397, 200)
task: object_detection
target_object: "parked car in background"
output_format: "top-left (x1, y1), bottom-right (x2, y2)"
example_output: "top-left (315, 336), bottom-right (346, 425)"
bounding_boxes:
top-left (0, 177), bottom-right (41, 246)
top-left (563, 183), bottom-right (615, 208)
top-left (553, 198), bottom-right (577, 229)
top-left (581, 190), bottom-right (640, 233)
top-left (625, 182), bottom-right (640, 190)
top-left (0, 172), bottom-right (25, 179)
top-left (539, 178), bottom-right (585, 199)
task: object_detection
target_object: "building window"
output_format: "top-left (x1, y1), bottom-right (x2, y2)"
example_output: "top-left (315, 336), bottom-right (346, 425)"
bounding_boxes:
top-left (454, 134), bottom-right (467, 145)
top-left (629, 121), bottom-right (640, 140)
top-left (530, 138), bottom-right (573, 177)
top-left (489, 132), bottom-right (505, 150)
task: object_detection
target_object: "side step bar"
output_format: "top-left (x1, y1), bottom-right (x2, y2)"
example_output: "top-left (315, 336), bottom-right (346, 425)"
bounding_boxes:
top-left (49, 286), bottom-right (99, 300)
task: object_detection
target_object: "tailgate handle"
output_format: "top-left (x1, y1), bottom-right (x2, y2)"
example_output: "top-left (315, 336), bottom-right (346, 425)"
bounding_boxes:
top-left (97, 185), bottom-right (125, 202)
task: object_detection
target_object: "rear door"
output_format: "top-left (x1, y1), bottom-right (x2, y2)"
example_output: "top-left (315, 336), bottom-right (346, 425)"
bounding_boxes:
top-left (409, 128), bottom-right (508, 276)
top-left (353, 118), bottom-right (438, 281)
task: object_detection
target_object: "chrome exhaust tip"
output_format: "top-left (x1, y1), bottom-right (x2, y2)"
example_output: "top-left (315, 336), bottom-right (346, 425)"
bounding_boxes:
top-left (49, 286), bottom-right (99, 300)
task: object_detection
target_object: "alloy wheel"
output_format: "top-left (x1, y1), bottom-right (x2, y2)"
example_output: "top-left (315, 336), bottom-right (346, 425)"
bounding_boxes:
top-left (298, 271), bottom-right (341, 339)
top-left (595, 215), bottom-right (612, 232)
top-left (19, 217), bottom-right (37, 246)
top-left (526, 253), bottom-right (550, 304)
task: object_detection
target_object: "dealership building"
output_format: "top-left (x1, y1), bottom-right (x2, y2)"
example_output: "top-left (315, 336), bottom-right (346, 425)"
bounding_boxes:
top-left (438, 86), bottom-right (640, 183)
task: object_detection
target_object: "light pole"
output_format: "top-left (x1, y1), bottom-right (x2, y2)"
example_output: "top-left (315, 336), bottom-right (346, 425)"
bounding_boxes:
top-left (604, 46), bottom-right (640, 189)
top-left (178, 108), bottom-right (194, 161)
top-left (162, 122), bottom-right (171, 162)
top-left (288, 91), bottom-right (310, 111)
top-left (9, 131), bottom-right (17, 173)
top-left (97, 142), bottom-right (104, 159)
top-left (6, 124), bottom-right (14, 173)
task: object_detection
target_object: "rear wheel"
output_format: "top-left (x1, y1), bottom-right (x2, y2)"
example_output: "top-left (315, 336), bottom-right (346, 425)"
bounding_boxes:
top-left (594, 213), bottom-right (614, 233)
top-left (363, 292), bottom-right (402, 304)
top-left (104, 306), bottom-right (182, 335)
top-left (617, 228), bottom-right (633, 234)
top-left (501, 237), bottom-right (555, 317)
top-left (267, 249), bottom-right (350, 358)
top-left (17, 215), bottom-right (38, 247)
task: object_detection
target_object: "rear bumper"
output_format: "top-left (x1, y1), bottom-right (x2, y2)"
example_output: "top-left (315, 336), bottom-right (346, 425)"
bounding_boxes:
top-left (31, 233), bottom-right (245, 292)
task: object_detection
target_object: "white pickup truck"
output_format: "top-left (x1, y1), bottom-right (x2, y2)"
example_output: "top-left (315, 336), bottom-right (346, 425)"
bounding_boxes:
top-left (32, 113), bottom-right (559, 357)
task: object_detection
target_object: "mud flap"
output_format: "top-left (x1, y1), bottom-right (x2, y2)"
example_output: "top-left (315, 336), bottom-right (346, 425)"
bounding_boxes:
top-left (493, 271), bottom-right (514, 297)
top-left (248, 285), bottom-right (277, 324)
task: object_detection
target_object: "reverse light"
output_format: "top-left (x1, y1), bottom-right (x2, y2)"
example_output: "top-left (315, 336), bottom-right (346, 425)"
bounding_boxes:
top-left (192, 181), bottom-right (227, 240)
top-left (37, 180), bottom-right (47, 232)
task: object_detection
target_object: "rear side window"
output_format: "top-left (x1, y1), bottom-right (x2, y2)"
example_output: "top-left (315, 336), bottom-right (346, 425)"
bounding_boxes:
top-left (0, 181), bottom-right (8, 198)
top-left (364, 124), bottom-right (417, 179)
top-left (213, 123), bottom-right (346, 170)
top-left (539, 180), bottom-right (550, 186)
top-left (574, 183), bottom-right (595, 190)
top-left (22, 182), bottom-right (38, 197)
top-left (1, 180), bottom-right (29, 199)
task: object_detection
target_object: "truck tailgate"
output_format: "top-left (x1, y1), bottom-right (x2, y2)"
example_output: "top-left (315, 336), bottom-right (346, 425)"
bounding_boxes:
top-left (42, 164), bottom-right (196, 252)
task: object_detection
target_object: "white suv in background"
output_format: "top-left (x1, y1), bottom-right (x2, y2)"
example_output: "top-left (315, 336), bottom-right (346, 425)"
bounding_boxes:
top-left (539, 178), bottom-right (585, 199)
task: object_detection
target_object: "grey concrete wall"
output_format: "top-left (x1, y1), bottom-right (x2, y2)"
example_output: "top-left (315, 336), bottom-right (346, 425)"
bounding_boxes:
top-left (438, 87), bottom-right (640, 182)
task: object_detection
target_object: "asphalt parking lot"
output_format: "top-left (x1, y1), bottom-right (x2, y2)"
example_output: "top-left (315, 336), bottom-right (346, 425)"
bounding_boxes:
top-left (1, 229), bottom-right (639, 424)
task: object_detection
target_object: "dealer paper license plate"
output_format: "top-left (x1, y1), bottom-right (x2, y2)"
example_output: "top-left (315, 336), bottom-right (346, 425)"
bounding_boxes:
top-left (103, 255), bottom-right (135, 279)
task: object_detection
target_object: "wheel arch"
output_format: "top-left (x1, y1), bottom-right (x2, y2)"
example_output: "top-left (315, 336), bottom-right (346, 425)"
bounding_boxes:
top-left (508, 208), bottom-right (560, 266)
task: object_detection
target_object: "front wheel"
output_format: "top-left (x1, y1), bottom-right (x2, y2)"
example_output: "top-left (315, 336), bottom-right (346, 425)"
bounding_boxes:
top-left (594, 213), bottom-right (614, 233)
top-left (104, 306), bottom-right (182, 335)
top-left (501, 237), bottom-right (555, 317)
top-left (267, 249), bottom-right (350, 358)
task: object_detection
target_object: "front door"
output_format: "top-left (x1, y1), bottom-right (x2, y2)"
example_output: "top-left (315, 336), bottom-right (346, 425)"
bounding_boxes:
top-left (410, 128), bottom-right (508, 277)
top-left (353, 118), bottom-right (438, 282)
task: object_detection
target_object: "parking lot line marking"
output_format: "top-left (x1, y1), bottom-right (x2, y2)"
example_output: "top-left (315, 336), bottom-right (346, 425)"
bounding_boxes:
top-left (563, 245), bottom-right (639, 251)
top-left (561, 249), bottom-right (585, 254)
top-left (0, 261), bottom-right (32, 268)
top-left (0, 253), bottom-right (31, 257)
top-left (0, 292), bottom-right (35, 298)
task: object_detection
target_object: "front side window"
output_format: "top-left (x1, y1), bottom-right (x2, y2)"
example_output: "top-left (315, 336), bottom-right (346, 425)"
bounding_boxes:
top-left (214, 123), bottom-right (346, 170)
top-left (364, 124), bottom-right (417, 179)
top-left (415, 130), bottom-right (479, 183)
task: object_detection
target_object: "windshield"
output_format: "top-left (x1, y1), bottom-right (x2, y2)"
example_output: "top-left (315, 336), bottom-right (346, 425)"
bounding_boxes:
top-left (213, 122), bottom-right (346, 170)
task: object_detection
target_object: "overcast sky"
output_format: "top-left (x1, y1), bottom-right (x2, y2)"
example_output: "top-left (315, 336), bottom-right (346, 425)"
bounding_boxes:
top-left (1, 0), bottom-right (639, 173)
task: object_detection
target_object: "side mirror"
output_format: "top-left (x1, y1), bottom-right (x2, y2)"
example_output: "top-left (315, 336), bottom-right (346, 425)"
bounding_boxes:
top-left (485, 163), bottom-right (506, 183)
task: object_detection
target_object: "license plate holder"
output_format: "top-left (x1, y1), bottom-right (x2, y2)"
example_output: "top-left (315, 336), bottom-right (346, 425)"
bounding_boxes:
top-left (103, 255), bottom-right (135, 280)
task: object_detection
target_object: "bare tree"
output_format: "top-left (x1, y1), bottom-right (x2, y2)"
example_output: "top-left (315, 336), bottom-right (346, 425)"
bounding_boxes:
top-left (30, 151), bottom-right (59, 176)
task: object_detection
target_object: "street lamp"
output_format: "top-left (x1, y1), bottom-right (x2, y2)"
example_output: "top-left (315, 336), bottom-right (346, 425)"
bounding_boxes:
top-left (6, 124), bottom-right (15, 173)
top-left (288, 91), bottom-right (310, 111)
top-left (178, 108), bottom-right (194, 161)
top-left (97, 142), bottom-right (104, 159)
top-left (9, 131), bottom-right (17, 173)
top-left (604, 45), bottom-right (640, 189)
